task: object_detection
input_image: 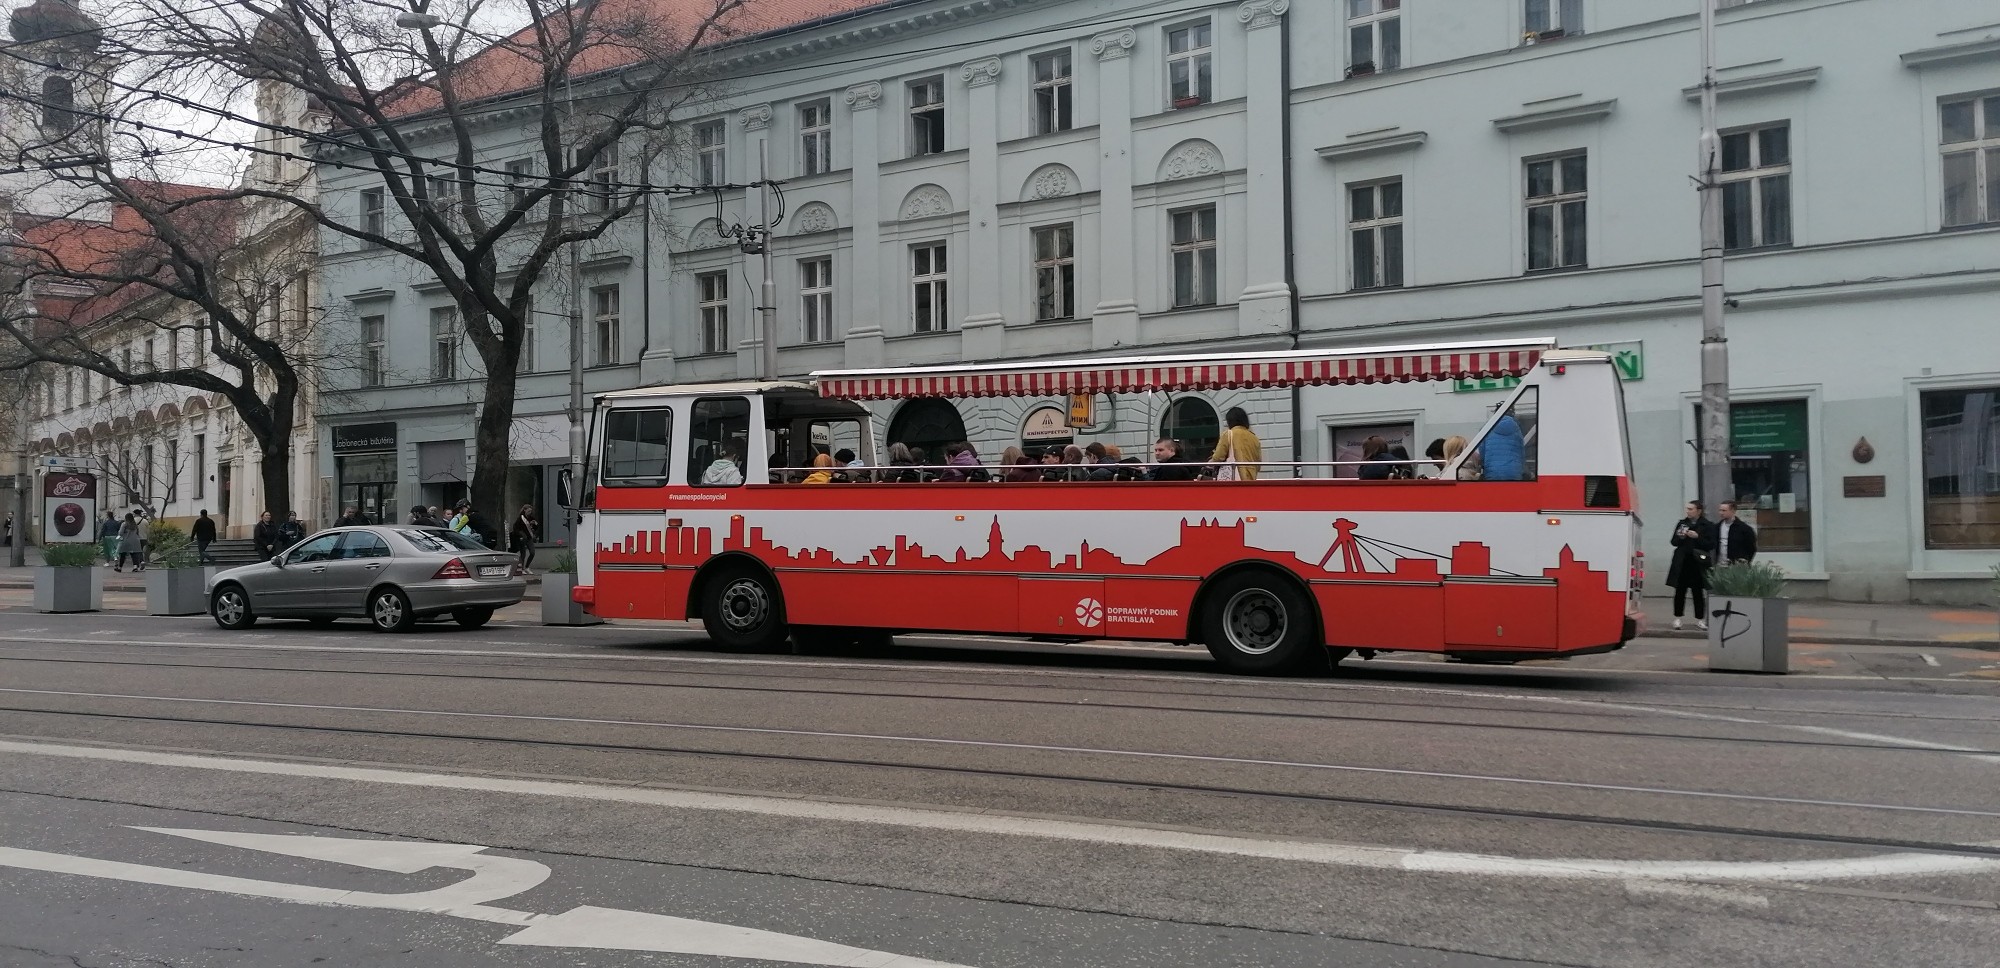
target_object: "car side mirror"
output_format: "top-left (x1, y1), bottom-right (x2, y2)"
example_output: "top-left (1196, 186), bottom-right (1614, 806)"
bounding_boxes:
top-left (271, 555), bottom-right (286, 569)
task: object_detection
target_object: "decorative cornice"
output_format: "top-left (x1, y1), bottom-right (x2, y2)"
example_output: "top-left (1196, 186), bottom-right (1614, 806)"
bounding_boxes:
top-left (1900, 36), bottom-right (2000, 70)
top-left (960, 56), bottom-right (1001, 87)
top-left (844, 81), bottom-right (882, 111)
top-left (1090, 27), bottom-right (1136, 61)
top-left (1316, 129), bottom-right (1428, 161)
top-left (1236, 0), bottom-right (1289, 31)
top-left (1679, 66), bottom-right (1820, 101)
top-left (738, 104), bottom-right (773, 130)
top-left (1492, 98), bottom-right (1617, 132)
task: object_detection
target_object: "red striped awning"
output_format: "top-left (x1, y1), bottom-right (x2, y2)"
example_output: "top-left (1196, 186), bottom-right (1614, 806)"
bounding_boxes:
top-left (814, 339), bottom-right (1552, 400)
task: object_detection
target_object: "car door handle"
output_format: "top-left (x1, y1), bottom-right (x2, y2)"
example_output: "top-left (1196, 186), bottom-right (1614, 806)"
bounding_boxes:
top-left (364, 563), bottom-right (383, 571)
top-left (310, 566), bottom-right (327, 574)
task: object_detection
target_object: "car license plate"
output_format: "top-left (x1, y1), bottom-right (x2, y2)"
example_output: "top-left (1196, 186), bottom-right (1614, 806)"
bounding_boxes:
top-left (479, 565), bottom-right (509, 578)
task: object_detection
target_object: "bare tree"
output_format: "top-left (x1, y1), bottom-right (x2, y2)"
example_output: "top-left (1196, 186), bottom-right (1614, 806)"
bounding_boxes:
top-left (60, 0), bottom-right (747, 528)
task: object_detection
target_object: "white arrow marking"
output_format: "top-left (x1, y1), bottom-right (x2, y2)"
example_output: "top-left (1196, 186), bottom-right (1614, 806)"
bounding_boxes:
top-left (0, 828), bottom-right (982, 966)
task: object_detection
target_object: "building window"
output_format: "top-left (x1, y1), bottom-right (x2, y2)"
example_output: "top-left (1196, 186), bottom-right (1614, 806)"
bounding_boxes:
top-left (695, 120), bottom-right (726, 186)
top-left (62, 371), bottom-right (72, 410)
top-left (121, 346), bottom-right (132, 389)
top-left (1525, 151), bottom-right (1587, 271)
top-left (1032, 223), bottom-right (1075, 321)
top-left (911, 243), bottom-right (949, 333)
top-left (1941, 94), bottom-right (2000, 228)
top-left (1699, 399), bottom-right (1813, 552)
top-left (362, 315), bottom-right (386, 386)
top-left (193, 434), bottom-right (205, 499)
top-left (1349, 179), bottom-right (1404, 290)
top-left (590, 285), bottom-right (621, 366)
top-left (41, 75), bottom-right (76, 134)
top-left (142, 444), bottom-right (156, 504)
top-left (1162, 397), bottom-right (1221, 460)
top-left (430, 307), bottom-right (460, 381)
top-left (1922, 387), bottom-right (2000, 549)
top-left (588, 143), bottom-right (619, 212)
top-left (143, 337), bottom-right (156, 371)
top-left (800, 257), bottom-right (834, 343)
top-left (1170, 206), bottom-right (1218, 307)
top-left (1031, 50), bottom-right (1072, 134)
top-left (697, 271), bottom-right (729, 355)
top-left (1523, 0), bottom-right (1583, 41)
top-left (424, 174), bottom-right (455, 216)
top-left (799, 100), bottom-right (832, 176)
top-left (505, 158), bottom-right (534, 211)
top-left (1166, 22), bottom-right (1212, 107)
top-left (165, 438), bottom-right (179, 503)
top-left (1346, 0), bottom-right (1401, 77)
top-left (167, 327), bottom-right (180, 369)
top-left (909, 77), bottom-right (945, 156)
top-left (361, 189), bottom-right (385, 236)
top-left (1720, 123), bottom-right (1792, 249)
top-left (517, 297), bottom-right (535, 374)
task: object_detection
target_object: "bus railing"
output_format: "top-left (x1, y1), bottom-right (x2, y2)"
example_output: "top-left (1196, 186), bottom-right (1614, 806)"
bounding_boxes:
top-left (758, 458), bottom-right (1470, 482)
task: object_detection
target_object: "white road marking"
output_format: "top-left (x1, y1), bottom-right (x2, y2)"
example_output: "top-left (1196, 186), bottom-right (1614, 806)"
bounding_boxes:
top-left (0, 827), bottom-right (975, 966)
top-left (1622, 879), bottom-right (1770, 909)
top-left (1922, 653), bottom-right (1941, 667)
top-left (5, 687), bottom-right (1993, 817)
top-left (1, 738), bottom-right (1996, 884)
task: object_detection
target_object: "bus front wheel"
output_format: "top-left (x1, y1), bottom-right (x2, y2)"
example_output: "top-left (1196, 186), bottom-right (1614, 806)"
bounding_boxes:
top-left (701, 566), bottom-right (788, 652)
top-left (1200, 570), bottom-right (1326, 676)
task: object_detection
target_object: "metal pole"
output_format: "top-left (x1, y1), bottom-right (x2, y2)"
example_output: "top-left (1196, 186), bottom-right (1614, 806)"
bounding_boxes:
top-left (565, 80), bottom-right (585, 528)
top-left (1696, 0), bottom-right (1731, 512)
top-left (9, 447), bottom-right (26, 567)
top-left (757, 139), bottom-right (779, 382)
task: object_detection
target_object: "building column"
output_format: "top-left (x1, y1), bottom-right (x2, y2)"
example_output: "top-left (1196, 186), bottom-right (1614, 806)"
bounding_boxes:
top-left (959, 56), bottom-right (1006, 361)
top-left (1090, 27), bottom-right (1140, 350)
top-left (842, 82), bottom-right (888, 369)
top-left (1235, 0), bottom-right (1292, 338)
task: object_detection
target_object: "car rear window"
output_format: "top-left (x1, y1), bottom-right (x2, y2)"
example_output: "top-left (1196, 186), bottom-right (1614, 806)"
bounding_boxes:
top-left (396, 528), bottom-right (489, 553)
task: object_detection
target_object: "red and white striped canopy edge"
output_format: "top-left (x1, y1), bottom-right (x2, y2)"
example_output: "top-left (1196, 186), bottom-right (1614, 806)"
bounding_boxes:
top-left (813, 340), bottom-right (1552, 401)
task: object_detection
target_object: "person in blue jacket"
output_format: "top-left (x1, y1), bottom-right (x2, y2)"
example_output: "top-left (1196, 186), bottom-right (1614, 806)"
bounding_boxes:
top-left (1480, 415), bottom-right (1526, 481)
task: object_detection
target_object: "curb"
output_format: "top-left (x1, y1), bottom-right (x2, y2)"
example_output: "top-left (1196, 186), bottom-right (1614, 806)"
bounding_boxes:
top-left (1648, 628), bottom-right (1998, 651)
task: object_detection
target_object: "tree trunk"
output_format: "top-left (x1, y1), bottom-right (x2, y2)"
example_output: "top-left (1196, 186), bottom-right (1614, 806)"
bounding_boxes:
top-left (258, 446), bottom-right (291, 524)
top-left (471, 359), bottom-right (518, 537)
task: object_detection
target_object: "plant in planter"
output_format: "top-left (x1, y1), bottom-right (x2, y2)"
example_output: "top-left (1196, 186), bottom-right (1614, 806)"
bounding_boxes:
top-left (35, 542), bottom-right (103, 613)
top-left (1705, 560), bottom-right (1789, 673)
top-left (142, 522), bottom-right (207, 616)
top-left (541, 550), bottom-right (601, 626)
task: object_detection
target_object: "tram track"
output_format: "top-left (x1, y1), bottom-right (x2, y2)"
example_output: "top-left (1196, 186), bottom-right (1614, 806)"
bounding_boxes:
top-left (4, 702), bottom-right (2000, 869)
top-left (3, 650), bottom-right (1997, 753)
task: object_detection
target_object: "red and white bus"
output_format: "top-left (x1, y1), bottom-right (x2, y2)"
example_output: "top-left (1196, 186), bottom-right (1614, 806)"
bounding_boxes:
top-left (568, 338), bottom-right (1643, 674)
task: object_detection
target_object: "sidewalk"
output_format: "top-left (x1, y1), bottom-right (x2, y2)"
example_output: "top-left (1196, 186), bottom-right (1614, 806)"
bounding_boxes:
top-left (0, 547), bottom-right (1991, 647)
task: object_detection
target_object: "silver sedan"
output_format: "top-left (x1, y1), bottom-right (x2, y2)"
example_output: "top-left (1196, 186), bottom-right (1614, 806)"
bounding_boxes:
top-left (206, 526), bottom-right (527, 632)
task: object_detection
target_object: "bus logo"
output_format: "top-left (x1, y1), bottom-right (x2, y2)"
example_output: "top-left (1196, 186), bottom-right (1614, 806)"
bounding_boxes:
top-left (1074, 597), bottom-right (1104, 629)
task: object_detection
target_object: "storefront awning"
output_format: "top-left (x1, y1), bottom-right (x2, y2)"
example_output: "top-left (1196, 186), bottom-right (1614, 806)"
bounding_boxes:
top-left (814, 338), bottom-right (1554, 400)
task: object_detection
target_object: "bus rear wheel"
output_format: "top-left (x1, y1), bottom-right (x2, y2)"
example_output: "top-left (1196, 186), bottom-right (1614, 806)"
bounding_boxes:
top-left (1200, 570), bottom-right (1326, 676)
top-left (700, 566), bottom-right (788, 653)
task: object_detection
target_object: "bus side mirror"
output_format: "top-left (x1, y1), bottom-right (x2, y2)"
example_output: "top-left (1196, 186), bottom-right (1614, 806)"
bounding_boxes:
top-left (556, 468), bottom-right (575, 511)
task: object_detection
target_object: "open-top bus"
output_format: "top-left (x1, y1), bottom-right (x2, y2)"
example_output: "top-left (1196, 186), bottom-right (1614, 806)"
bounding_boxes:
top-left (568, 338), bottom-right (1643, 674)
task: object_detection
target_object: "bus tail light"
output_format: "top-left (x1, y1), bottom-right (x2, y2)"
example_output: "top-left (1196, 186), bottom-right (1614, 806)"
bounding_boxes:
top-left (433, 558), bottom-right (470, 580)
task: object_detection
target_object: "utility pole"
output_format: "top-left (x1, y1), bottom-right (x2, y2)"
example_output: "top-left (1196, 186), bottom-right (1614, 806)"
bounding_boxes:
top-left (1695, 0), bottom-right (1731, 512)
top-left (757, 139), bottom-right (779, 382)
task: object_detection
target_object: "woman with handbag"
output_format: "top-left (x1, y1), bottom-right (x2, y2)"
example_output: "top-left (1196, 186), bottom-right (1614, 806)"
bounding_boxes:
top-left (1206, 407), bottom-right (1262, 481)
top-left (1667, 500), bottom-right (1717, 631)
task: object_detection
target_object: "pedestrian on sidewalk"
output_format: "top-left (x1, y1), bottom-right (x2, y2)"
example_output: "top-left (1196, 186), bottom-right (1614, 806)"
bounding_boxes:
top-left (1667, 500), bottom-right (1716, 631)
top-left (2, 510), bottom-right (12, 547)
top-left (115, 512), bottom-right (146, 572)
top-left (277, 512), bottom-right (306, 551)
top-left (98, 511), bottom-right (121, 564)
top-left (252, 511), bottom-right (279, 561)
top-left (510, 504), bottom-right (539, 572)
top-left (192, 509), bottom-right (217, 564)
top-left (1717, 501), bottom-right (1758, 564)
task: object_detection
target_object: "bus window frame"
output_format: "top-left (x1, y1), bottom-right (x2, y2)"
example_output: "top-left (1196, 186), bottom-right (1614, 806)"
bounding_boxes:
top-left (599, 405), bottom-right (676, 489)
top-left (687, 396), bottom-right (753, 488)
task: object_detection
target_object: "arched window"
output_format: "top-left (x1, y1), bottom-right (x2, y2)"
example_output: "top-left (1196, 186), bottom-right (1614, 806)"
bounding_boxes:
top-left (886, 399), bottom-right (966, 466)
top-left (1161, 396), bottom-right (1220, 460)
top-left (41, 76), bottom-right (76, 135)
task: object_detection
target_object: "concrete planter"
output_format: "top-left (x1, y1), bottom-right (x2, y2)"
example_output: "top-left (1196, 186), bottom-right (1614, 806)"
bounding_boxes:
top-left (147, 568), bottom-right (208, 616)
top-left (34, 566), bottom-right (102, 613)
top-left (1707, 596), bottom-right (1788, 674)
top-left (541, 573), bottom-right (602, 626)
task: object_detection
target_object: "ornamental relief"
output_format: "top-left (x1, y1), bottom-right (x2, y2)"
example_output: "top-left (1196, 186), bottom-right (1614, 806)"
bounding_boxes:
top-left (1023, 164), bottom-right (1077, 201)
top-left (686, 218), bottom-right (725, 249)
top-left (898, 184), bottom-right (953, 220)
top-left (1158, 139), bottom-right (1224, 181)
top-left (791, 202), bottom-right (836, 234)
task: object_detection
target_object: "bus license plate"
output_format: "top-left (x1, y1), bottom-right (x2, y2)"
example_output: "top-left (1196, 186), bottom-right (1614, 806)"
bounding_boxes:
top-left (479, 565), bottom-right (510, 578)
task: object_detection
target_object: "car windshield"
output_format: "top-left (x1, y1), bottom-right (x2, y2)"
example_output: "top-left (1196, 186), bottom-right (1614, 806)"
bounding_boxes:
top-left (395, 528), bottom-right (489, 553)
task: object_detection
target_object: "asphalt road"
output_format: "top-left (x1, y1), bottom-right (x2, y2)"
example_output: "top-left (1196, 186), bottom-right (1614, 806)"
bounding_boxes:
top-left (1, 608), bottom-right (1997, 967)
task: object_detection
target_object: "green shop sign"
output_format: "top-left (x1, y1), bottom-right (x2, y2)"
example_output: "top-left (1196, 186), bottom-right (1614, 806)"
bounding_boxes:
top-left (1453, 341), bottom-right (1644, 392)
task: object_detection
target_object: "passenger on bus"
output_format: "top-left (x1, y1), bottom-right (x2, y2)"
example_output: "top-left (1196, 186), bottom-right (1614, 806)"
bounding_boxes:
top-left (1207, 407), bottom-right (1262, 481)
top-left (939, 441), bottom-right (988, 482)
top-left (884, 442), bottom-right (921, 483)
top-left (701, 446), bottom-right (744, 485)
top-left (1003, 447), bottom-right (1041, 483)
top-left (802, 453), bottom-right (835, 485)
top-left (1088, 443), bottom-right (1134, 481)
top-left (1443, 435), bottom-right (1483, 480)
top-left (909, 446), bottom-right (934, 482)
top-left (1480, 415), bottom-right (1526, 481)
top-left (1357, 436), bottom-right (1394, 480)
top-left (1418, 438), bottom-right (1447, 478)
top-left (832, 448), bottom-right (859, 482)
top-left (1147, 438), bottom-right (1199, 482)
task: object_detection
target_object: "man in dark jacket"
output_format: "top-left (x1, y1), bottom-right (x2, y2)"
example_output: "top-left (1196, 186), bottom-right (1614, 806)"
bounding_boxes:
top-left (192, 509), bottom-right (218, 564)
top-left (276, 512), bottom-right (307, 551)
top-left (336, 506), bottom-right (370, 527)
top-left (1716, 501), bottom-right (1758, 564)
top-left (1145, 438), bottom-right (1199, 482)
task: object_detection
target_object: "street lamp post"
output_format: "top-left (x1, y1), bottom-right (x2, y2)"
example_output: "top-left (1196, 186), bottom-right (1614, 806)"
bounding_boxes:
top-left (1695, 0), bottom-right (1732, 510)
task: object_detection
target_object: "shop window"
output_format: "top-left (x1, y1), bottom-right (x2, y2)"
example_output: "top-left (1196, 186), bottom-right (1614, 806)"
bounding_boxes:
top-left (1701, 399), bottom-right (1813, 552)
top-left (1921, 387), bottom-right (2000, 549)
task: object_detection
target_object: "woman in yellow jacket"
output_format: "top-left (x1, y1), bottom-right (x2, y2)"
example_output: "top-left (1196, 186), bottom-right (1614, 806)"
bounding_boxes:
top-left (1208, 406), bottom-right (1262, 481)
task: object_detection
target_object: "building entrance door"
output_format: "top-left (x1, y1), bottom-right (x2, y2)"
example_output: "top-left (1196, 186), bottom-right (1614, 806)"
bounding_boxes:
top-left (350, 482), bottom-right (394, 527)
